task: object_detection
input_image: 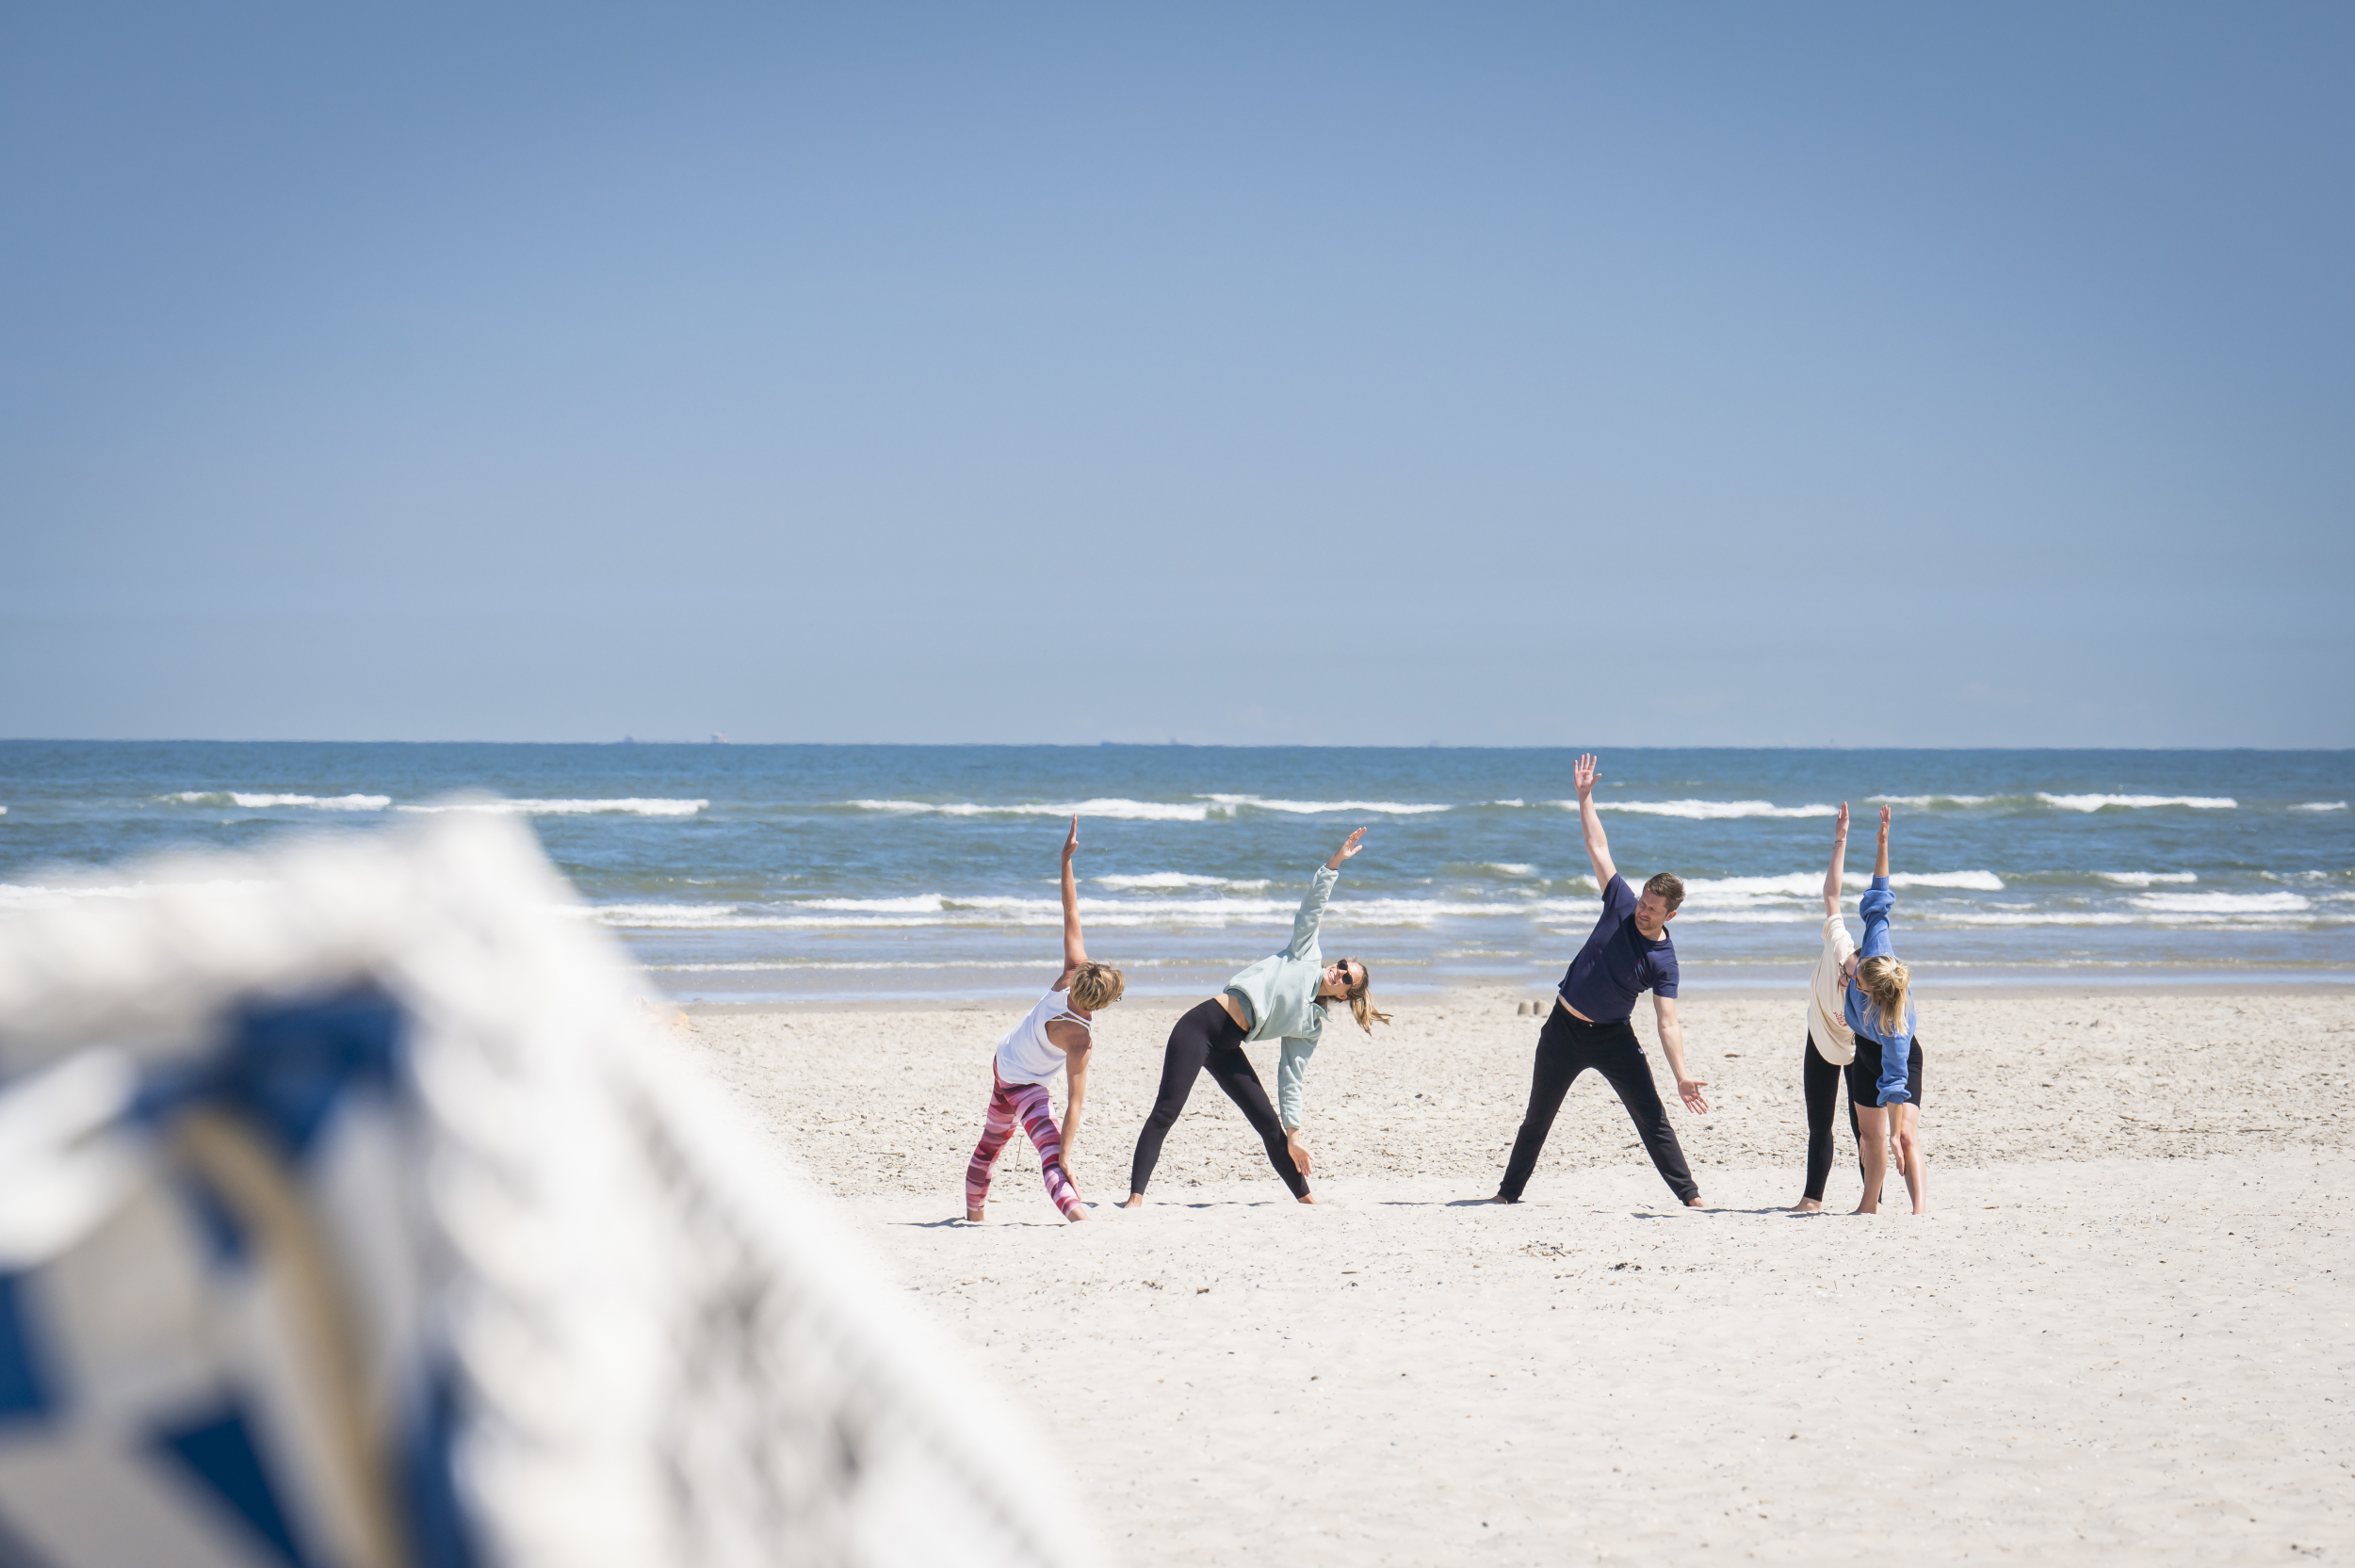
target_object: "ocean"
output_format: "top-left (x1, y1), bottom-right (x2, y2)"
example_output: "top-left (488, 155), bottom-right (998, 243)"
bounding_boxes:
top-left (1, 741), bottom-right (2347, 1002)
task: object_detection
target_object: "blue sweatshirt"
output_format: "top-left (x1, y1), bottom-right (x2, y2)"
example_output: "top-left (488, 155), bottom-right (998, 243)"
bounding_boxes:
top-left (1843, 875), bottom-right (1917, 1106)
top-left (1222, 865), bottom-right (1340, 1129)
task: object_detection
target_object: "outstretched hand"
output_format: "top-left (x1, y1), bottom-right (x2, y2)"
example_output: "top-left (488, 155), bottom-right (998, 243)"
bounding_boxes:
top-left (1877, 803), bottom-right (1891, 844)
top-left (1572, 752), bottom-right (1600, 799)
top-left (1834, 801), bottom-right (1850, 839)
top-left (1327, 827), bottom-right (1367, 869)
top-left (1063, 815), bottom-right (1080, 860)
top-left (1678, 1076), bottom-right (1712, 1114)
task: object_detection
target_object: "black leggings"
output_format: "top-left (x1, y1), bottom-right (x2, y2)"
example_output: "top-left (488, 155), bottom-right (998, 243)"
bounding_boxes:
top-left (1498, 1003), bottom-right (1698, 1204)
top-left (1802, 1033), bottom-right (1866, 1203)
top-left (1128, 999), bottom-right (1310, 1198)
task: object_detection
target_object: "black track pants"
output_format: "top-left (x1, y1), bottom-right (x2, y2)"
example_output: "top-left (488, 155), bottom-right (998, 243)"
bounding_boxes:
top-left (1497, 1002), bottom-right (1699, 1204)
top-left (1802, 1033), bottom-right (1865, 1203)
top-left (1129, 999), bottom-right (1310, 1198)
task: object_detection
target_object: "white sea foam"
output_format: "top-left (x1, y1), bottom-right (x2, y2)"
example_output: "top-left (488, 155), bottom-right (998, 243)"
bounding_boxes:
top-left (1586, 800), bottom-right (1839, 820)
top-left (1205, 795), bottom-right (1452, 816)
top-left (165, 790), bottom-right (392, 810)
top-left (1490, 799), bottom-right (1527, 808)
top-left (1666, 910), bottom-right (1818, 925)
top-left (2132, 892), bottom-right (2311, 914)
top-left (1675, 869), bottom-right (2000, 898)
top-left (1681, 873), bottom-right (1823, 902)
top-left (1482, 864), bottom-right (1537, 877)
top-left (849, 798), bottom-right (1210, 822)
top-left (1879, 870), bottom-right (2006, 892)
top-left (398, 798), bottom-right (707, 816)
top-left (1869, 794), bottom-right (1995, 807)
top-left (652, 961), bottom-right (1043, 973)
top-left (589, 890), bottom-right (1558, 932)
top-left (1094, 872), bottom-right (1268, 890)
top-left (1937, 911), bottom-right (2144, 927)
top-left (2037, 793), bottom-right (2236, 812)
top-left (0, 878), bottom-right (274, 910)
top-left (2095, 871), bottom-right (2199, 886)
top-left (2293, 801), bottom-right (2349, 812)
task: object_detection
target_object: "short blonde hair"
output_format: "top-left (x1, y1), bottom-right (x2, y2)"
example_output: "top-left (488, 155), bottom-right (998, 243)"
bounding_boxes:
top-left (1857, 955), bottom-right (1911, 1036)
top-left (1070, 962), bottom-right (1125, 1011)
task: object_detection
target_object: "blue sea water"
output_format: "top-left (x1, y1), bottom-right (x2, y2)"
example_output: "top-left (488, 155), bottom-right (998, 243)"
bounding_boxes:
top-left (1, 741), bottom-right (2348, 1001)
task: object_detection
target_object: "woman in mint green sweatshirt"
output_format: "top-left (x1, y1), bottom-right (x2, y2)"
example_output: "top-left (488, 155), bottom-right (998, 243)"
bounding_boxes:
top-left (1123, 830), bottom-right (1390, 1206)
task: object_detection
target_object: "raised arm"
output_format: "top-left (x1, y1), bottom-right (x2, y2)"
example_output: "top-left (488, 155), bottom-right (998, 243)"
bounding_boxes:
top-left (1285, 829), bottom-right (1363, 960)
top-left (1058, 816), bottom-right (1087, 984)
top-left (1858, 805), bottom-right (1897, 959)
top-left (1823, 802), bottom-right (1850, 918)
top-left (1573, 752), bottom-right (1616, 888)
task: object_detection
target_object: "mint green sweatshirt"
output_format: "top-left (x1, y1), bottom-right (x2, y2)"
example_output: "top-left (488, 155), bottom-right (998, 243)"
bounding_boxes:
top-left (1222, 865), bottom-right (1340, 1129)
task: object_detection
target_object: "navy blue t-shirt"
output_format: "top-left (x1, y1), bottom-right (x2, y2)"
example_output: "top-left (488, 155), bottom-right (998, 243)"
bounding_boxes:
top-left (1557, 873), bottom-right (1679, 1023)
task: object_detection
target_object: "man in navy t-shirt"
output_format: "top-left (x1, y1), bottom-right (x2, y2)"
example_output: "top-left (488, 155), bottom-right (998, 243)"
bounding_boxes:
top-left (1492, 753), bottom-right (1711, 1207)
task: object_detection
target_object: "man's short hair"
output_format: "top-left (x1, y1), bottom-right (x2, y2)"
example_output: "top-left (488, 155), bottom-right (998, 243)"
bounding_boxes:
top-left (1642, 872), bottom-right (1685, 913)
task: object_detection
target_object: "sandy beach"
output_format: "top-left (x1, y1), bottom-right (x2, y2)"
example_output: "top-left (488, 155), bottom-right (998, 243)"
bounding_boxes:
top-left (676, 988), bottom-right (2355, 1563)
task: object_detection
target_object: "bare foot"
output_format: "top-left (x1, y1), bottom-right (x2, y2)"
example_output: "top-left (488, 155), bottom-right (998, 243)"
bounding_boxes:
top-left (965, 1209), bottom-right (984, 1222)
top-left (1789, 1199), bottom-right (1823, 1213)
top-left (1852, 1203), bottom-right (1878, 1215)
top-left (1066, 1207), bottom-right (1090, 1222)
top-left (1685, 1196), bottom-right (1708, 1208)
top-left (1298, 1192), bottom-right (1318, 1204)
top-left (1121, 1194), bottom-right (1144, 1209)
top-left (1486, 1194), bottom-right (1519, 1204)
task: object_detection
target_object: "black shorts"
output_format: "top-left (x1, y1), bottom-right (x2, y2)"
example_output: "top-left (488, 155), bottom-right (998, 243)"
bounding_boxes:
top-left (1845, 1037), bottom-right (1925, 1110)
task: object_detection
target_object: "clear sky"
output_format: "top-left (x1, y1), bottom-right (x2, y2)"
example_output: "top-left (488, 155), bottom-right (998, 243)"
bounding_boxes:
top-left (4, 4), bottom-right (2349, 747)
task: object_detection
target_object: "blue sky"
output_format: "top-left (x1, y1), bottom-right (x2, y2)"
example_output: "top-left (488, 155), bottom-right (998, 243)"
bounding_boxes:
top-left (3, 3), bottom-right (2348, 746)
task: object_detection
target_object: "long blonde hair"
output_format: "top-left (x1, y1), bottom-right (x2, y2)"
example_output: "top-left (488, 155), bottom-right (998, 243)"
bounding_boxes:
top-left (1336, 956), bottom-right (1391, 1034)
top-left (1857, 955), bottom-right (1911, 1035)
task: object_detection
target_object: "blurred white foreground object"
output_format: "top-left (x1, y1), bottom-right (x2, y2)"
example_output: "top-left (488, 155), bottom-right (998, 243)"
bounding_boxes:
top-left (0, 815), bottom-right (1097, 1568)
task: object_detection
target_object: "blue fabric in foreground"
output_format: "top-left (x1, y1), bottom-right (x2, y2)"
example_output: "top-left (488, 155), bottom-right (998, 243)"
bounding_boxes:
top-left (151, 1405), bottom-right (312, 1568)
top-left (0, 1276), bottom-right (55, 1424)
top-left (0, 1507), bottom-right (62, 1568)
top-left (133, 988), bottom-right (405, 1165)
top-left (402, 1364), bottom-right (483, 1568)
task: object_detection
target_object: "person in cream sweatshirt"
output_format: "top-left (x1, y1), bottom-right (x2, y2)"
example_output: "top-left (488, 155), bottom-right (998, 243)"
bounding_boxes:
top-left (1792, 802), bottom-right (1864, 1212)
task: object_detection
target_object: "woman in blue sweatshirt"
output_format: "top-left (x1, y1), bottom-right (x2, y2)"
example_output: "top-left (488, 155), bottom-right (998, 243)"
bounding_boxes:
top-left (1845, 804), bottom-right (1928, 1214)
top-left (1123, 829), bottom-right (1389, 1206)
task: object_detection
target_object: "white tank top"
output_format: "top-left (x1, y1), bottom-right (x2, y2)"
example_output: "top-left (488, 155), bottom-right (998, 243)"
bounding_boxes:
top-left (993, 988), bottom-right (1093, 1087)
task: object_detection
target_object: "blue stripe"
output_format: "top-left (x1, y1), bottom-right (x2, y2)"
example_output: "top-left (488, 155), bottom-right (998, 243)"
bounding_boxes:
top-left (151, 1405), bottom-right (312, 1568)
top-left (400, 1366), bottom-right (482, 1568)
top-left (133, 988), bottom-right (406, 1166)
top-left (0, 1507), bottom-right (61, 1568)
top-left (0, 1276), bottom-right (56, 1424)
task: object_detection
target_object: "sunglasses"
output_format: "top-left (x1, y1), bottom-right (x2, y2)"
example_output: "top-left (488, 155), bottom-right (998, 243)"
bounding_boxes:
top-left (1331, 962), bottom-right (1361, 990)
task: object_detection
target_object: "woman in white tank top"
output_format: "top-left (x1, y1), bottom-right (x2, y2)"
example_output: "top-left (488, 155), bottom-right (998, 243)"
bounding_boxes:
top-left (963, 817), bottom-right (1127, 1222)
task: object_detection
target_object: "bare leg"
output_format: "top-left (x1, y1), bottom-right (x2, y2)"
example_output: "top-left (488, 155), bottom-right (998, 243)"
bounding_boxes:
top-left (1852, 1104), bottom-right (1889, 1214)
top-left (1893, 1103), bottom-right (1927, 1213)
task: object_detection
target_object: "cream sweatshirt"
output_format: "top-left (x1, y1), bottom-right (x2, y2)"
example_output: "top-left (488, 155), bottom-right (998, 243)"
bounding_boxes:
top-left (1806, 913), bottom-right (1860, 1065)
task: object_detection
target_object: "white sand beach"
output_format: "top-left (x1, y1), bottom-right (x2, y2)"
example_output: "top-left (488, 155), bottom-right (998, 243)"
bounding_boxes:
top-left (677, 989), bottom-right (2355, 1564)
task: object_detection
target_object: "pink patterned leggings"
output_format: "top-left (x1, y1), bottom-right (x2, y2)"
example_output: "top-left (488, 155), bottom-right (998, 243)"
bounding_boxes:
top-left (966, 1070), bottom-right (1085, 1219)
